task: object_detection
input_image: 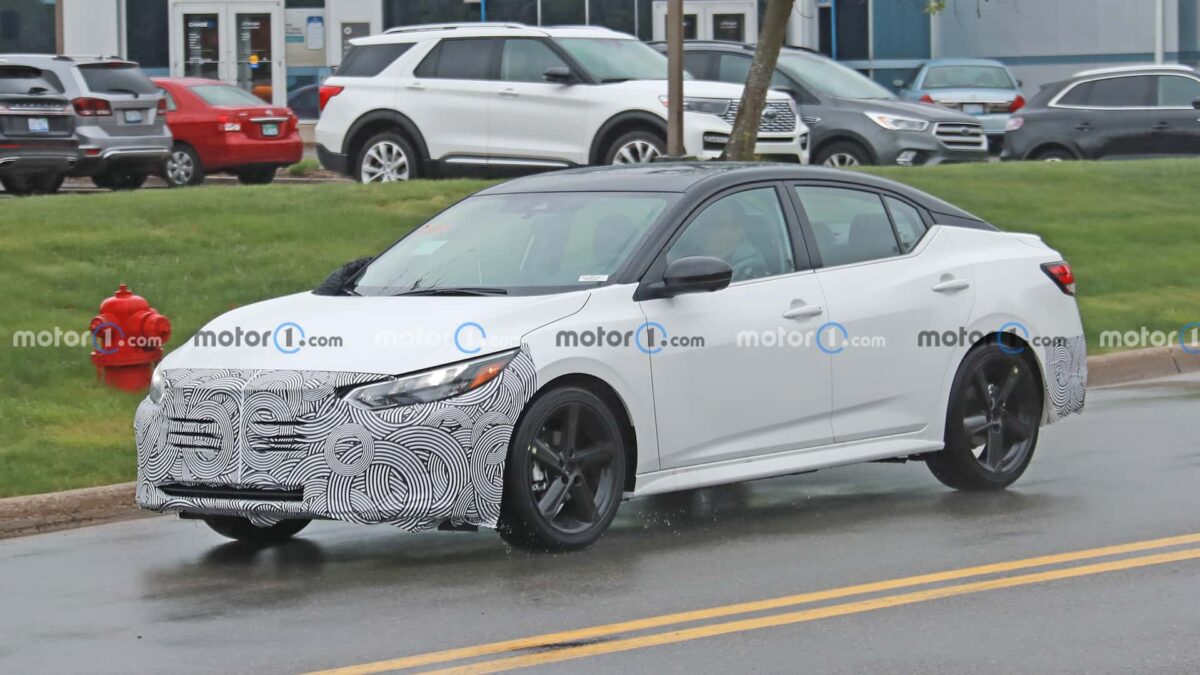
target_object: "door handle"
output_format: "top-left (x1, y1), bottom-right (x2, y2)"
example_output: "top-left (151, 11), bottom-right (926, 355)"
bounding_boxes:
top-left (1152, 122), bottom-right (1171, 131)
top-left (406, 82), bottom-right (425, 91)
top-left (782, 304), bottom-right (824, 320)
top-left (1074, 123), bottom-right (1092, 131)
top-left (499, 88), bottom-right (519, 98)
top-left (932, 278), bottom-right (971, 293)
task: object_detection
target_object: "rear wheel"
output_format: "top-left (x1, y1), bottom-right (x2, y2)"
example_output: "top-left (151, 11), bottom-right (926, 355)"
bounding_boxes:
top-left (202, 516), bottom-right (310, 544)
top-left (498, 387), bottom-right (626, 551)
top-left (356, 131), bottom-right (417, 183)
top-left (604, 130), bottom-right (665, 165)
top-left (817, 140), bottom-right (872, 168)
top-left (236, 165), bottom-right (277, 185)
top-left (92, 169), bottom-right (148, 191)
top-left (926, 343), bottom-right (1043, 491)
top-left (163, 144), bottom-right (204, 187)
top-left (1, 171), bottom-right (64, 195)
top-left (1033, 146), bottom-right (1076, 162)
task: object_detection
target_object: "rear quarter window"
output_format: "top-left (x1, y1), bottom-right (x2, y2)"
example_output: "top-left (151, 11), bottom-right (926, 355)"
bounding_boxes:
top-left (338, 43), bottom-right (414, 77)
top-left (77, 63), bottom-right (157, 95)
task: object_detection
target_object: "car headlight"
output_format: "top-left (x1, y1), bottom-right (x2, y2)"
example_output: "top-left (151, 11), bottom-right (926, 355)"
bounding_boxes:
top-left (864, 112), bottom-right (930, 132)
top-left (658, 96), bottom-right (731, 117)
top-left (342, 350), bottom-right (518, 411)
top-left (148, 367), bottom-right (167, 405)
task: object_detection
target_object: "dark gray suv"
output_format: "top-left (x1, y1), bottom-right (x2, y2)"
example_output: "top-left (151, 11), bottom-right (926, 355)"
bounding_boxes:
top-left (656, 41), bottom-right (988, 167)
top-left (1002, 64), bottom-right (1200, 161)
top-left (0, 63), bottom-right (77, 195)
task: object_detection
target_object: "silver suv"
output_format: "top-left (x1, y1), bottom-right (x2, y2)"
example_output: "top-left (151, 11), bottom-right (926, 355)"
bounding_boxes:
top-left (5, 55), bottom-right (170, 190)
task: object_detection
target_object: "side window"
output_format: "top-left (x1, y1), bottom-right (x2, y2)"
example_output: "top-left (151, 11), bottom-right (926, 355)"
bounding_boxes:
top-left (500, 39), bottom-right (567, 83)
top-left (716, 54), bottom-right (789, 88)
top-left (683, 52), bottom-right (713, 79)
top-left (1087, 76), bottom-right (1154, 107)
top-left (1157, 75), bottom-right (1200, 108)
top-left (338, 43), bottom-right (413, 77)
top-left (1057, 80), bottom-right (1093, 106)
top-left (884, 197), bottom-right (926, 253)
top-left (794, 186), bottom-right (899, 267)
top-left (157, 87), bottom-right (177, 111)
top-left (667, 187), bottom-right (795, 283)
top-left (414, 39), bottom-right (497, 80)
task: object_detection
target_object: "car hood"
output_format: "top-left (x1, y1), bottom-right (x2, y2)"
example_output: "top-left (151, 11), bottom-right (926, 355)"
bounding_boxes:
top-left (923, 88), bottom-right (1017, 104)
top-left (835, 96), bottom-right (979, 123)
top-left (159, 291), bottom-right (589, 374)
top-left (606, 78), bottom-right (792, 102)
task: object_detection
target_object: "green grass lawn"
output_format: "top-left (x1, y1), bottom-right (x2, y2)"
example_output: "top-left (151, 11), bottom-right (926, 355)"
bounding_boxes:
top-left (1, 159), bottom-right (1196, 498)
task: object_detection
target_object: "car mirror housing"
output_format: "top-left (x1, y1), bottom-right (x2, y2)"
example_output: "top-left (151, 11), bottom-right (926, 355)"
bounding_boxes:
top-left (1192, 97), bottom-right (1200, 110)
top-left (660, 256), bottom-right (733, 297)
top-left (543, 66), bottom-right (573, 84)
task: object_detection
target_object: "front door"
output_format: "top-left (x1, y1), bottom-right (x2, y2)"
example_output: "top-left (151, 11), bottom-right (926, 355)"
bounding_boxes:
top-left (652, 1), bottom-right (757, 42)
top-left (490, 38), bottom-right (590, 165)
top-left (172, 2), bottom-right (285, 106)
top-left (1147, 74), bottom-right (1200, 156)
top-left (640, 185), bottom-right (834, 469)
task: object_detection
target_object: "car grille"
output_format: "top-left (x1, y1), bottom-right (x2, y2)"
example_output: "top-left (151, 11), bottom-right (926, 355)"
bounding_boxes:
top-left (720, 101), bottom-right (797, 133)
top-left (246, 417), bottom-right (308, 453)
top-left (934, 122), bottom-right (987, 150)
top-left (167, 416), bottom-right (224, 452)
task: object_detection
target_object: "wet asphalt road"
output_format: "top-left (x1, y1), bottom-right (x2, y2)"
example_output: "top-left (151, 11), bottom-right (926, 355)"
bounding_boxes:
top-left (2, 374), bottom-right (1199, 674)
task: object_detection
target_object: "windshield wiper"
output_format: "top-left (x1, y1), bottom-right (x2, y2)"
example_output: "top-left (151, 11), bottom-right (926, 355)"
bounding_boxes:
top-left (25, 86), bottom-right (49, 95)
top-left (394, 287), bottom-right (509, 297)
top-left (106, 88), bottom-right (140, 98)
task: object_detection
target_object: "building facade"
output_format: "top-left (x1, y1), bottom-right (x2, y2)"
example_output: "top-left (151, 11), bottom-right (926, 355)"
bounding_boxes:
top-left (1, 0), bottom-right (1198, 121)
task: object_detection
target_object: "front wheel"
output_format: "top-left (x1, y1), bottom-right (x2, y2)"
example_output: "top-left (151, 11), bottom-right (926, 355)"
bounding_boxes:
top-left (926, 343), bottom-right (1043, 491)
top-left (356, 132), bottom-right (417, 183)
top-left (236, 166), bottom-right (277, 185)
top-left (816, 141), bottom-right (872, 168)
top-left (498, 387), bottom-right (626, 551)
top-left (604, 130), bottom-right (665, 165)
top-left (202, 516), bottom-right (310, 544)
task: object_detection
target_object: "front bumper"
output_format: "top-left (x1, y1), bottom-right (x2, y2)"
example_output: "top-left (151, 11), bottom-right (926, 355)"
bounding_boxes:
top-left (683, 112), bottom-right (810, 164)
top-left (135, 348), bottom-right (538, 530)
top-left (873, 126), bottom-right (988, 166)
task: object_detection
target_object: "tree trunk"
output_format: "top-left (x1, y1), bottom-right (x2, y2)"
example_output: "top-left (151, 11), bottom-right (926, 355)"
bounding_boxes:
top-left (723, 0), bottom-right (796, 161)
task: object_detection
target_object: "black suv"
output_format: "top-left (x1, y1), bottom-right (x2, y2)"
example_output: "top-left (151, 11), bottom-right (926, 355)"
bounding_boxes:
top-left (655, 41), bottom-right (987, 167)
top-left (0, 63), bottom-right (77, 195)
top-left (1003, 64), bottom-right (1200, 161)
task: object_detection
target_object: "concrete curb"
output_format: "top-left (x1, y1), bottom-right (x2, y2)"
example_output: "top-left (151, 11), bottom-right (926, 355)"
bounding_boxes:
top-left (1, 345), bottom-right (1197, 540)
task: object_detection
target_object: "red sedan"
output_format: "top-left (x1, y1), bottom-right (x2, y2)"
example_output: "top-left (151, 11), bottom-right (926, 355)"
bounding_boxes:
top-left (152, 77), bottom-right (302, 186)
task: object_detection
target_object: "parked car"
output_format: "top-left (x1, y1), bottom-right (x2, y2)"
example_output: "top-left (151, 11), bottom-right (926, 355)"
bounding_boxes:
top-left (1003, 64), bottom-right (1200, 161)
top-left (1, 55), bottom-right (169, 190)
top-left (316, 24), bottom-right (809, 183)
top-left (135, 163), bottom-right (1087, 550)
top-left (657, 41), bottom-right (987, 167)
top-left (153, 77), bottom-right (302, 186)
top-left (0, 62), bottom-right (78, 195)
top-left (898, 58), bottom-right (1024, 148)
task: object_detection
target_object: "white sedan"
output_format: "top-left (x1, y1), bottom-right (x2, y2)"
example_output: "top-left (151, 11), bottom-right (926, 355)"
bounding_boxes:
top-left (135, 163), bottom-right (1086, 550)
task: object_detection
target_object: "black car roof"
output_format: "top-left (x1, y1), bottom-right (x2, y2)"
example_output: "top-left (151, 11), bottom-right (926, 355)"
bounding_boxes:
top-left (478, 163), bottom-right (988, 226)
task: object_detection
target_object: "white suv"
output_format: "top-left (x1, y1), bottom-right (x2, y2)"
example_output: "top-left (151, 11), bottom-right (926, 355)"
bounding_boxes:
top-left (315, 23), bottom-right (809, 182)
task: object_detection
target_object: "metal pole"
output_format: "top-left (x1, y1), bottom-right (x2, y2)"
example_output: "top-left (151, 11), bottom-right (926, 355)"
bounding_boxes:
top-left (666, 0), bottom-right (684, 157)
top-left (537, 0), bottom-right (543, 26)
top-left (634, 0), bottom-right (639, 38)
top-left (481, 0), bottom-right (488, 22)
top-left (585, 0), bottom-right (591, 25)
top-left (1154, 0), bottom-right (1165, 64)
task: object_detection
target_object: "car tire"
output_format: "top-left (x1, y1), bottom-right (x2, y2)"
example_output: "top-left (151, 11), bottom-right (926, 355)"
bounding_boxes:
top-left (92, 169), bottom-right (148, 191)
top-left (356, 131), bottom-right (418, 183)
top-left (498, 386), bottom-right (627, 551)
top-left (1, 171), bottom-right (64, 196)
top-left (163, 144), bottom-right (205, 187)
top-left (236, 166), bottom-right (277, 185)
top-left (202, 516), bottom-right (310, 544)
top-left (816, 141), bottom-right (872, 168)
top-left (1034, 146), bottom-right (1076, 162)
top-left (604, 130), bottom-right (666, 165)
top-left (926, 343), bottom-right (1043, 491)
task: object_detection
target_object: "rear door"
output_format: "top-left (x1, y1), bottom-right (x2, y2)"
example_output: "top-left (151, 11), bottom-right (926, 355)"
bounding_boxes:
top-left (407, 38), bottom-right (501, 160)
top-left (75, 62), bottom-right (164, 136)
top-left (1147, 74), bottom-right (1200, 155)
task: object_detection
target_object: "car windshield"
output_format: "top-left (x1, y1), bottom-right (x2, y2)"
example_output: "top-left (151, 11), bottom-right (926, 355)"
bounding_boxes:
top-left (0, 66), bottom-right (60, 95)
top-left (923, 65), bottom-right (1015, 90)
top-left (776, 52), bottom-right (895, 100)
top-left (351, 192), bottom-right (676, 296)
top-left (190, 84), bottom-right (268, 107)
top-left (77, 63), bottom-right (157, 95)
top-left (553, 38), bottom-right (672, 82)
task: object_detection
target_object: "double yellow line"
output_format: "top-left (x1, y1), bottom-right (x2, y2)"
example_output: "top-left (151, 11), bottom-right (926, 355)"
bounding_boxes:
top-left (309, 532), bottom-right (1200, 675)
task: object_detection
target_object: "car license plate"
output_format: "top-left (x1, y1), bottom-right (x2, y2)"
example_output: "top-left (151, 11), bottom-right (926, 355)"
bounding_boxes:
top-left (261, 123), bottom-right (279, 137)
top-left (124, 109), bottom-right (144, 123)
top-left (27, 117), bottom-right (50, 133)
top-left (962, 103), bottom-right (985, 115)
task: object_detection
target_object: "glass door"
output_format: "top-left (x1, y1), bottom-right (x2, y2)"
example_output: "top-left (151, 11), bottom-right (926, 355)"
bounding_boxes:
top-left (172, 3), bottom-right (285, 105)
top-left (180, 6), bottom-right (223, 80)
top-left (234, 12), bottom-right (274, 102)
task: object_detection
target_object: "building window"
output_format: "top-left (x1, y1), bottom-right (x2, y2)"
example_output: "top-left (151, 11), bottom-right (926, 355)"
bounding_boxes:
top-left (127, 0), bottom-right (169, 73)
top-left (0, 0), bottom-right (56, 54)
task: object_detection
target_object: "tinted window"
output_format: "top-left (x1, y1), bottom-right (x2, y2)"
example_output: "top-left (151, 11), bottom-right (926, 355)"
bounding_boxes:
top-left (1157, 75), bottom-right (1200, 108)
top-left (77, 63), bottom-right (157, 95)
top-left (1057, 80), bottom-right (1093, 106)
top-left (190, 84), bottom-right (268, 107)
top-left (716, 54), bottom-right (790, 88)
top-left (499, 39), bottom-right (567, 83)
top-left (683, 52), bottom-right (713, 79)
top-left (667, 188), bottom-right (795, 283)
top-left (338, 43), bottom-right (413, 77)
top-left (0, 65), bottom-right (60, 94)
top-left (1086, 76), bottom-right (1154, 107)
top-left (415, 39), bottom-right (498, 80)
top-left (795, 187), bottom-right (899, 267)
top-left (885, 197), bottom-right (926, 254)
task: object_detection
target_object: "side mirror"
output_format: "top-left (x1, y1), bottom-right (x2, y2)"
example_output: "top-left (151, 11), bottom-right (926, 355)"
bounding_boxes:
top-left (662, 256), bottom-right (733, 296)
top-left (313, 256), bottom-right (373, 296)
top-left (1192, 97), bottom-right (1200, 110)
top-left (543, 66), bottom-right (573, 84)
top-left (1018, 79), bottom-right (1024, 87)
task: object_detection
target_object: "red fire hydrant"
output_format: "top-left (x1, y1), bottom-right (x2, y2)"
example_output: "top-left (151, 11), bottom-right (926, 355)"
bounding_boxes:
top-left (90, 284), bottom-right (172, 392)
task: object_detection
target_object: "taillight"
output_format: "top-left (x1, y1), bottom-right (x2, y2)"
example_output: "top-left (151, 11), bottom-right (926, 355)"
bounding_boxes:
top-left (919, 94), bottom-right (935, 104)
top-left (157, 97), bottom-right (168, 114)
top-left (216, 115), bottom-right (242, 132)
top-left (1009, 95), bottom-right (1026, 113)
top-left (1006, 116), bottom-right (1025, 132)
top-left (1041, 262), bottom-right (1075, 296)
top-left (72, 97), bottom-right (112, 117)
top-left (287, 113), bottom-right (298, 134)
top-left (318, 85), bottom-right (344, 112)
